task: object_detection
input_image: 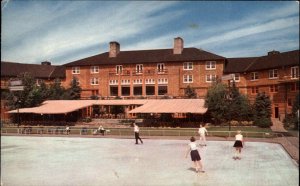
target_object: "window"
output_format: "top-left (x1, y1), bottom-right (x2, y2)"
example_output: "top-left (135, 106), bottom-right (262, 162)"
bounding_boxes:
top-left (145, 79), bottom-right (155, 84)
top-left (158, 85), bottom-right (168, 95)
top-left (291, 66), bottom-right (299, 79)
top-left (90, 66), bottom-right (99, 74)
top-left (206, 61), bottom-right (216, 70)
top-left (90, 78), bottom-right (99, 85)
top-left (158, 78), bottom-right (168, 84)
top-left (110, 86), bottom-right (118, 96)
top-left (251, 87), bottom-right (259, 94)
top-left (133, 79), bottom-right (143, 84)
top-left (290, 82), bottom-right (297, 91)
top-left (183, 62), bottom-right (193, 70)
top-left (251, 72), bottom-right (259, 81)
top-left (136, 64), bottom-right (143, 74)
top-left (109, 80), bottom-right (118, 85)
top-left (269, 69), bottom-right (278, 79)
top-left (233, 73), bottom-right (240, 82)
top-left (72, 67), bottom-right (80, 74)
top-left (270, 85), bottom-right (278, 93)
top-left (116, 65), bottom-right (123, 75)
top-left (121, 79), bottom-right (130, 85)
top-left (287, 98), bottom-right (292, 107)
top-left (36, 79), bottom-right (43, 86)
top-left (133, 86), bottom-right (142, 96)
top-left (206, 74), bottom-right (216, 82)
top-left (121, 86), bottom-right (130, 96)
top-left (146, 85), bottom-right (155, 95)
top-left (183, 75), bottom-right (193, 83)
top-left (157, 63), bottom-right (165, 73)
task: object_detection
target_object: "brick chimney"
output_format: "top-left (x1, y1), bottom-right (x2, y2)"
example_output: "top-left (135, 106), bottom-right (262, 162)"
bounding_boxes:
top-left (109, 41), bottom-right (120, 58)
top-left (173, 37), bottom-right (184, 54)
top-left (268, 50), bottom-right (280, 56)
top-left (41, 61), bottom-right (51, 65)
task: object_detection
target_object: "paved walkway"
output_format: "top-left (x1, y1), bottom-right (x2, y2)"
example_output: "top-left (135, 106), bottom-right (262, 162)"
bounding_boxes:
top-left (271, 118), bottom-right (287, 132)
top-left (2, 136), bottom-right (298, 186)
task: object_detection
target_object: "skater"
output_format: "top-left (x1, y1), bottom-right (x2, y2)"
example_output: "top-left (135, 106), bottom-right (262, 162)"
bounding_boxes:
top-left (233, 130), bottom-right (244, 160)
top-left (185, 136), bottom-right (205, 173)
top-left (133, 123), bottom-right (143, 144)
top-left (198, 124), bottom-right (208, 146)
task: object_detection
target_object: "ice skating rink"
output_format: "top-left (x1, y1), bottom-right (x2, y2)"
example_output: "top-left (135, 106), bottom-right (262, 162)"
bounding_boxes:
top-left (1, 136), bottom-right (298, 186)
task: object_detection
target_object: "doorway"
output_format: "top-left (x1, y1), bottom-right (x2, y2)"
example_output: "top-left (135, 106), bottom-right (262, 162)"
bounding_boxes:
top-left (274, 107), bottom-right (279, 118)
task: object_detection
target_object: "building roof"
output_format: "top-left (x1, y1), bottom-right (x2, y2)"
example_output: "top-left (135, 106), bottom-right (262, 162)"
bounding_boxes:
top-left (64, 48), bottom-right (225, 67)
top-left (224, 50), bottom-right (299, 73)
top-left (128, 99), bottom-right (207, 114)
top-left (8, 99), bottom-right (207, 114)
top-left (1, 61), bottom-right (66, 79)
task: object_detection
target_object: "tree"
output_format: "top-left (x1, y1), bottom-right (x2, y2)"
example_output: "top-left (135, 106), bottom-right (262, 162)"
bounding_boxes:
top-left (48, 78), bottom-right (66, 100)
top-left (184, 85), bottom-right (197, 98)
top-left (66, 77), bottom-right (82, 100)
top-left (284, 93), bottom-right (299, 130)
top-left (227, 82), bottom-right (251, 122)
top-left (253, 92), bottom-right (272, 128)
top-left (205, 82), bottom-right (228, 124)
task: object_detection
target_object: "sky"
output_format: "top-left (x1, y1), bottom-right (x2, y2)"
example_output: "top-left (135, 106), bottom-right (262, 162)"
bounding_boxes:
top-left (1, 1), bottom-right (299, 65)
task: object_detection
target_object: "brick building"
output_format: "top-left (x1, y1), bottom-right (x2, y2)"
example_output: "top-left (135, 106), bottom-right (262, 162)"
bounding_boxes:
top-left (1, 37), bottom-right (299, 121)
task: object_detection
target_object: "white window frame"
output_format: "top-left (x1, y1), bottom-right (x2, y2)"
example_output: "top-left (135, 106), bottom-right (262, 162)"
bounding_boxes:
top-left (90, 66), bottom-right (99, 74)
top-left (109, 80), bottom-right (118, 85)
top-left (157, 63), bottom-right (165, 73)
top-left (205, 61), bottom-right (216, 70)
top-left (269, 69), bottom-right (278, 79)
top-left (145, 79), bottom-right (155, 84)
top-left (72, 67), bottom-right (80, 74)
top-left (206, 74), bottom-right (216, 82)
top-left (158, 78), bottom-right (168, 84)
top-left (90, 77), bottom-right (99, 85)
top-left (183, 62), bottom-right (193, 70)
top-left (133, 79), bottom-right (143, 84)
top-left (251, 72), bottom-right (259, 81)
top-left (136, 64), bottom-right (143, 74)
top-left (121, 79), bottom-right (130, 85)
top-left (183, 75), bottom-right (193, 83)
top-left (234, 73), bottom-right (240, 82)
top-left (116, 65), bottom-right (123, 75)
top-left (291, 66), bottom-right (299, 79)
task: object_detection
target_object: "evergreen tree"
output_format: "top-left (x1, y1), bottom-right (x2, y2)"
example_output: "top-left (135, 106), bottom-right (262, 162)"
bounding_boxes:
top-left (184, 85), bottom-right (197, 98)
top-left (66, 77), bottom-right (82, 100)
top-left (253, 92), bottom-right (272, 128)
top-left (48, 78), bottom-right (66, 100)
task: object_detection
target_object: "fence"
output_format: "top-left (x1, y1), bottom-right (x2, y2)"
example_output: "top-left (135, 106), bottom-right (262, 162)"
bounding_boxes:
top-left (0, 127), bottom-right (282, 138)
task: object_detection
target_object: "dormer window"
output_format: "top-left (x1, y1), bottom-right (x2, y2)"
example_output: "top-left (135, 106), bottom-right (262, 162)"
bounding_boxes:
top-left (183, 62), bottom-right (193, 70)
top-left (72, 67), bottom-right (80, 74)
top-left (90, 66), bottom-right (99, 74)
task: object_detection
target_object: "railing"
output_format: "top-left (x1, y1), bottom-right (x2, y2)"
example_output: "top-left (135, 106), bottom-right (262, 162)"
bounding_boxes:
top-left (0, 127), bottom-right (282, 139)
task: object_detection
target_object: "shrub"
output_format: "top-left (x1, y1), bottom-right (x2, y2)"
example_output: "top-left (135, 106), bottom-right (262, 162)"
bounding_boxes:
top-left (254, 117), bottom-right (272, 128)
top-left (230, 120), bottom-right (239, 126)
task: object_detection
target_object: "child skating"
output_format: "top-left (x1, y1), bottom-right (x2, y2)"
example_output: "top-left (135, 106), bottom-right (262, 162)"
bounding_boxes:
top-left (185, 136), bottom-right (205, 173)
top-left (233, 130), bottom-right (244, 160)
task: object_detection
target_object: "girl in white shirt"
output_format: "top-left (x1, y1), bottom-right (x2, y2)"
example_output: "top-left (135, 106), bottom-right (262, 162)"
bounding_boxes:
top-left (233, 130), bottom-right (244, 160)
top-left (185, 136), bottom-right (205, 173)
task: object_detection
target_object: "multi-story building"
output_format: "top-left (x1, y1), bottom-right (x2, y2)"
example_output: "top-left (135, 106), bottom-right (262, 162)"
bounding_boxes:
top-left (0, 61), bottom-right (66, 120)
top-left (225, 50), bottom-right (299, 119)
top-left (64, 37), bottom-right (226, 99)
top-left (1, 37), bottom-right (299, 121)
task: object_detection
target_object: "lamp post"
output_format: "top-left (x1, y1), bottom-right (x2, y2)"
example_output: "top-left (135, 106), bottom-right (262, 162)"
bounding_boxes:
top-left (222, 74), bottom-right (235, 131)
